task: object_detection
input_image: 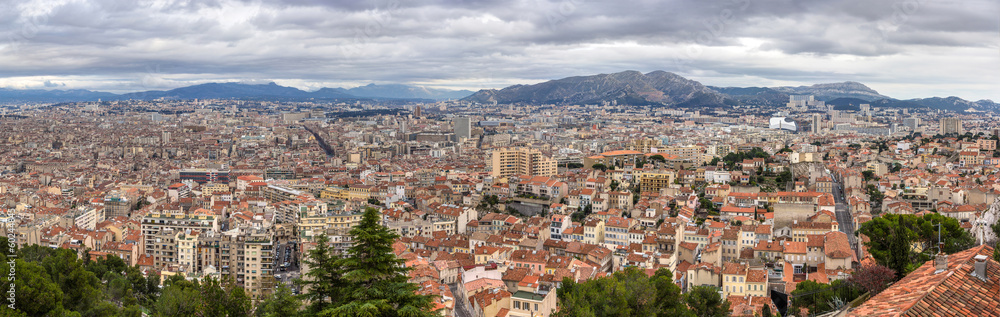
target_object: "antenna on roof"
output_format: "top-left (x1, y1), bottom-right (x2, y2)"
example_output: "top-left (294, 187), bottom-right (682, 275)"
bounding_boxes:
top-left (935, 222), bottom-right (943, 255)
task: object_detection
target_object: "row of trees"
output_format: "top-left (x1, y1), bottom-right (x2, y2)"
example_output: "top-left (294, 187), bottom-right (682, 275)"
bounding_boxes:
top-left (554, 255), bottom-right (903, 317)
top-left (721, 147), bottom-right (770, 171)
top-left (296, 207), bottom-right (437, 317)
top-left (0, 207), bottom-right (436, 317)
top-left (858, 213), bottom-right (974, 278)
top-left (554, 267), bottom-right (733, 317)
top-left (0, 239), bottom-right (254, 317)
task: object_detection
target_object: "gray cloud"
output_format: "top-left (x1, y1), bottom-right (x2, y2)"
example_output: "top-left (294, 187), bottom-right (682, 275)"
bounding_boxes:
top-left (0, 0), bottom-right (997, 100)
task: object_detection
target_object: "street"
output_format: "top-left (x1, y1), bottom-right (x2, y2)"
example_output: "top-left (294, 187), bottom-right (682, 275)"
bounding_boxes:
top-left (831, 180), bottom-right (858, 250)
top-left (449, 283), bottom-right (474, 317)
top-left (274, 240), bottom-right (302, 291)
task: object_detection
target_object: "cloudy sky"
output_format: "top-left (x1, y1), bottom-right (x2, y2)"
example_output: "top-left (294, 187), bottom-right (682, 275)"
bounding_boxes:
top-left (1, 0), bottom-right (998, 100)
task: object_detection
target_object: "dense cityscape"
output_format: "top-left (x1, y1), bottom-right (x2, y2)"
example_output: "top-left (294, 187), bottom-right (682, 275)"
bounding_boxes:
top-left (2, 0), bottom-right (998, 316)
top-left (1, 91), bottom-right (999, 316)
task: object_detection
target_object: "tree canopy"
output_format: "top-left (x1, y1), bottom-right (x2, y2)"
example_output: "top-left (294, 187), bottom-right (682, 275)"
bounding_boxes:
top-left (554, 267), bottom-right (697, 317)
top-left (858, 213), bottom-right (975, 277)
top-left (310, 207), bottom-right (438, 317)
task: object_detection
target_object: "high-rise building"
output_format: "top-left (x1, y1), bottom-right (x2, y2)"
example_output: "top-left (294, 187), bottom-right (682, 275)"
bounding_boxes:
top-left (811, 114), bottom-right (822, 134)
top-left (904, 117), bottom-right (921, 130)
top-left (413, 106), bottom-right (422, 117)
top-left (940, 118), bottom-right (963, 135)
top-left (454, 117), bottom-right (471, 140)
top-left (179, 168), bottom-right (230, 184)
top-left (490, 147), bottom-right (557, 178)
top-left (141, 212), bottom-right (220, 269)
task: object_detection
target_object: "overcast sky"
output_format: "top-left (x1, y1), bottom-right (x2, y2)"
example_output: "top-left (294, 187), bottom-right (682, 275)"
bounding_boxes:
top-left (1, 0), bottom-right (998, 100)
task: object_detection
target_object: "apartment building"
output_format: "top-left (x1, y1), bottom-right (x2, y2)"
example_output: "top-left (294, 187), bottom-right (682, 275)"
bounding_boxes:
top-left (141, 212), bottom-right (220, 269)
top-left (490, 147), bottom-right (557, 178)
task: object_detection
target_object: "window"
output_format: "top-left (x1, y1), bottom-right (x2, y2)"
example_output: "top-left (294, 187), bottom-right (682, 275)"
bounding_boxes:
top-left (535, 304), bottom-right (539, 311)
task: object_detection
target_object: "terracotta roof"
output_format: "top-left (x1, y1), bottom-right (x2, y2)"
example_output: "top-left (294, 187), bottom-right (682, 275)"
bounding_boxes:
top-left (746, 268), bottom-right (767, 283)
top-left (824, 231), bottom-right (853, 259)
top-left (722, 262), bottom-right (748, 275)
top-left (848, 245), bottom-right (999, 317)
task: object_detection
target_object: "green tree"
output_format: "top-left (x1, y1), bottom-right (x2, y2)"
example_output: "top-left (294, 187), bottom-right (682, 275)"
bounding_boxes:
top-left (324, 207), bottom-right (437, 317)
top-left (859, 213), bottom-right (974, 277)
top-left (867, 185), bottom-right (884, 207)
top-left (298, 234), bottom-right (347, 314)
top-left (5, 260), bottom-right (65, 316)
top-left (610, 180), bottom-right (620, 191)
top-left (591, 163), bottom-right (608, 172)
top-left (686, 285), bottom-right (730, 317)
top-left (257, 284), bottom-right (302, 317)
top-left (889, 163), bottom-right (903, 173)
top-left (199, 276), bottom-right (251, 317)
top-left (554, 267), bottom-right (686, 317)
top-left (155, 275), bottom-right (203, 317)
top-left (862, 170), bottom-right (876, 181)
top-left (41, 249), bottom-right (104, 314)
top-left (993, 223), bottom-right (1000, 262)
top-left (790, 280), bottom-right (835, 315)
top-left (775, 170), bottom-right (793, 186)
top-left (651, 269), bottom-right (688, 316)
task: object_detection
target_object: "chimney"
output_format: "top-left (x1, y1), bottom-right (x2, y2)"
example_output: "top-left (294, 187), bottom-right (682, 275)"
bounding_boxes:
top-left (972, 254), bottom-right (989, 281)
top-left (934, 253), bottom-right (948, 273)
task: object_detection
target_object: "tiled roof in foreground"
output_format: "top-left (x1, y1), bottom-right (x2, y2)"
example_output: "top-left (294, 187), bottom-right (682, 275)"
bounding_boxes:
top-left (848, 244), bottom-right (999, 317)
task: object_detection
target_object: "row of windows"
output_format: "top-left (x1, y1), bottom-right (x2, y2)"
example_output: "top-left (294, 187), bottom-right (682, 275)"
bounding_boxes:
top-left (513, 300), bottom-right (539, 311)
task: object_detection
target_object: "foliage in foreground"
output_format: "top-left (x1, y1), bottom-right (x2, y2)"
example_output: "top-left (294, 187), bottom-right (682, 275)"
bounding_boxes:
top-left (554, 267), bottom-right (729, 317)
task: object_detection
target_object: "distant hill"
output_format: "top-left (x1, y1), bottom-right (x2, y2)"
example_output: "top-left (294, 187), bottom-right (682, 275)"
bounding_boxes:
top-left (0, 82), bottom-right (473, 104)
top-left (823, 96), bottom-right (998, 112)
top-left (463, 70), bottom-right (731, 107)
top-left (905, 96), bottom-right (999, 112)
top-left (0, 88), bottom-right (117, 104)
top-left (347, 84), bottom-right (473, 100)
top-left (770, 82), bottom-right (891, 101)
top-left (2, 76), bottom-right (995, 111)
top-left (117, 82), bottom-right (350, 100)
top-left (707, 86), bottom-right (789, 108)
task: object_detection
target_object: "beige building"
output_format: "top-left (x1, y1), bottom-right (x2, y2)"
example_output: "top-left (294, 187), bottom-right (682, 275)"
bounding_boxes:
top-left (141, 212), bottom-right (219, 268)
top-left (627, 138), bottom-right (662, 153)
top-left (721, 262), bottom-right (748, 297)
top-left (583, 150), bottom-right (644, 169)
top-left (940, 117), bottom-right (963, 135)
top-left (490, 147), bottom-right (557, 178)
top-left (639, 170), bottom-right (677, 193)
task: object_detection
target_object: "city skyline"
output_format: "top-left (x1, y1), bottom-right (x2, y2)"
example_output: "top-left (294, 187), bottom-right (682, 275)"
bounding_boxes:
top-left (0, 0), bottom-right (998, 100)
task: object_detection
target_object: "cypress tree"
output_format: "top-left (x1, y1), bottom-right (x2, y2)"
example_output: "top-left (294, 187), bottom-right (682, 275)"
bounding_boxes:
top-left (299, 234), bottom-right (347, 314)
top-left (325, 207), bottom-right (436, 317)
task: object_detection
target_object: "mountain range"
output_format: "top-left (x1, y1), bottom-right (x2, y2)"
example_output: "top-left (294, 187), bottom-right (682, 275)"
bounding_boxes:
top-left (2, 71), bottom-right (995, 112)
top-left (462, 71), bottom-right (997, 112)
top-left (0, 82), bottom-right (475, 104)
top-left (463, 70), bottom-right (731, 107)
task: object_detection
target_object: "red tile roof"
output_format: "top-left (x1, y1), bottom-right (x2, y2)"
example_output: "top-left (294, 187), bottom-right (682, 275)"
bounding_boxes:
top-left (848, 244), bottom-right (999, 317)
